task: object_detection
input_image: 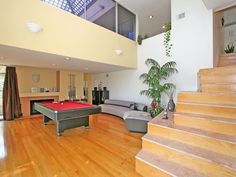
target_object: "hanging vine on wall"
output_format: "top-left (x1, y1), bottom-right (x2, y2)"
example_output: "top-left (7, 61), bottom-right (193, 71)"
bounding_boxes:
top-left (163, 22), bottom-right (172, 57)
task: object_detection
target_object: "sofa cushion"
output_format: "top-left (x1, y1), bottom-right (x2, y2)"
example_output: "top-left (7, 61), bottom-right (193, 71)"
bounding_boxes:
top-left (137, 104), bottom-right (148, 112)
top-left (123, 111), bottom-right (152, 121)
top-left (104, 99), bottom-right (133, 108)
top-left (129, 103), bottom-right (138, 110)
top-left (100, 104), bottom-right (131, 118)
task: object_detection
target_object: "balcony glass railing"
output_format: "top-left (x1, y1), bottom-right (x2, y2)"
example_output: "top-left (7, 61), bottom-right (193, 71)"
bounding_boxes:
top-left (41, 0), bottom-right (136, 40)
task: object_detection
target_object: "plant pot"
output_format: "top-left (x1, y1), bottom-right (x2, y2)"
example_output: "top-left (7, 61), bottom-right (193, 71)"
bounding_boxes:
top-left (168, 98), bottom-right (175, 112)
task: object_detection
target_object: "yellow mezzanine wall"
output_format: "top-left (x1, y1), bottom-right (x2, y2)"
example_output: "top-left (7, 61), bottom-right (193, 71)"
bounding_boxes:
top-left (0, 0), bottom-right (137, 68)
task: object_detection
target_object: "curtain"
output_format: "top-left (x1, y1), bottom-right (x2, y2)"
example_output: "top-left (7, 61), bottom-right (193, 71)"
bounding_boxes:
top-left (3, 67), bottom-right (22, 120)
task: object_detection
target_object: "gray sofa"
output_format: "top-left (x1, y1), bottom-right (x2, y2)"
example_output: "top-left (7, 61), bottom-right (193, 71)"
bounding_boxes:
top-left (99, 99), bottom-right (151, 133)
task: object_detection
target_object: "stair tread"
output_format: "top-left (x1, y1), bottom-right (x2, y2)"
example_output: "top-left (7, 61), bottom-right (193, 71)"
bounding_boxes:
top-left (180, 91), bottom-right (236, 96)
top-left (136, 150), bottom-right (205, 177)
top-left (150, 116), bottom-right (236, 144)
top-left (201, 83), bottom-right (236, 87)
top-left (143, 134), bottom-right (236, 170)
top-left (175, 112), bottom-right (236, 124)
top-left (200, 65), bottom-right (236, 73)
top-left (178, 92), bottom-right (236, 105)
top-left (177, 101), bottom-right (236, 108)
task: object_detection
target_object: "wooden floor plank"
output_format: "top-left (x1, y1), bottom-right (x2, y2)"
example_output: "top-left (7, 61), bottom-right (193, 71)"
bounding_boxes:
top-left (0, 114), bottom-right (143, 177)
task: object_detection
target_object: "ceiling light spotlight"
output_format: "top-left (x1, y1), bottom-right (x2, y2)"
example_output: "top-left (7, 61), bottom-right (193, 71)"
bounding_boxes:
top-left (26, 22), bottom-right (43, 33)
top-left (149, 15), bottom-right (154, 19)
top-left (162, 25), bottom-right (166, 29)
top-left (65, 57), bottom-right (70, 60)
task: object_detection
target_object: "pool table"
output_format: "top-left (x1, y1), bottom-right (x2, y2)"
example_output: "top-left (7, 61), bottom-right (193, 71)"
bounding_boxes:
top-left (34, 101), bottom-right (101, 136)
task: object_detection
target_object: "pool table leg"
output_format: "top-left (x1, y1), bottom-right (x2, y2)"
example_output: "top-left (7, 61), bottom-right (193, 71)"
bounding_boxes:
top-left (43, 116), bottom-right (51, 125)
top-left (55, 116), bottom-right (90, 136)
top-left (84, 117), bottom-right (89, 128)
top-left (56, 121), bottom-right (63, 136)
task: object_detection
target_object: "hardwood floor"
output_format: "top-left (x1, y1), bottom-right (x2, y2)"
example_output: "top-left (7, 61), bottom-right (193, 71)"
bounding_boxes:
top-left (0, 114), bottom-right (143, 177)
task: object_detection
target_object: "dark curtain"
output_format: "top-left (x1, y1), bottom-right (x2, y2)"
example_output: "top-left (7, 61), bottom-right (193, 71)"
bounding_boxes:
top-left (3, 67), bottom-right (22, 120)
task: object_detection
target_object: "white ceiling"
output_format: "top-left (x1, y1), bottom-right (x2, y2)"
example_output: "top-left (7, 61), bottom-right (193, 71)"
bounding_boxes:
top-left (0, 45), bottom-right (128, 74)
top-left (202, 0), bottom-right (236, 10)
top-left (116, 0), bottom-right (171, 37)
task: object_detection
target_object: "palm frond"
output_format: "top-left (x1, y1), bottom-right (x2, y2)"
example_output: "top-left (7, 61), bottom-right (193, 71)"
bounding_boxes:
top-left (162, 83), bottom-right (175, 91)
top-left (139, 73), bottom-right (148, 80)
top-left (140, 90), bottom-right (152, 98)
top-left (145, 58), bottom-right (160, 68)
top-left (140, 59), bottom-right (178, 105)
top-left (159, 61), bottom-right (178, 79)
top-left (161, 61), bottom-right (177, 71)
top-left (161, 68), bottom-right (178, 79)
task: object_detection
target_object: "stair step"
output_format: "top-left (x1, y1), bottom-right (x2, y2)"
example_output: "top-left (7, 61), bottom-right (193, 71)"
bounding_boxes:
top-left (219, 59), bottom-right (236, 67)
top-left (201, 83), bottom-right (236, 93)
top-left (199, 65), bottom-right (236, 76)
top-left (143, 134), bottom-right (236, 174)
top-left (178, 92), bottom-right (236, 106)
top-left (176, 102), bottom-right (236, 119)
top-left (200, 74), bottom-right (236, 84)
top-left (148, 116), bottom-right (236, 158)
top-left (174, 113), bottom-right (236, 136)
top-left (136, 150), bottom-right (205, 177)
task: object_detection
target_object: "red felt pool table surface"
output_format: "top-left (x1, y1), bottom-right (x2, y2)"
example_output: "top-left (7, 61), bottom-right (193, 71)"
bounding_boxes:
top-left (40, 101), bottom-right (95, 111)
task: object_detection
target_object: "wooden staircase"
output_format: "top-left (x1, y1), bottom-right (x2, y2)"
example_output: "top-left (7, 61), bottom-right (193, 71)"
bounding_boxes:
top-left (218, 53), bottom-right (236, 67)
top-left (135, 65), bottom-right (236, 177)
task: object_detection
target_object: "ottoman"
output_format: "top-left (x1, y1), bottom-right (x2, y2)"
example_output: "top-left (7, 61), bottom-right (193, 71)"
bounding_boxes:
top-left (123, 111), bottom-right (152, 133)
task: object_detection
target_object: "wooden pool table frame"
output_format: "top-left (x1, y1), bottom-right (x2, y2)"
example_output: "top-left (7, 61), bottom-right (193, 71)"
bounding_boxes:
top-left (34, 102), bottom-right (101, 136)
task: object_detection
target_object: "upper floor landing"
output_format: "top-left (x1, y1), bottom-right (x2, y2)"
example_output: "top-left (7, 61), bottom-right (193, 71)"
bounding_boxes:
top-left (0, 0), bottom-right (137, 69)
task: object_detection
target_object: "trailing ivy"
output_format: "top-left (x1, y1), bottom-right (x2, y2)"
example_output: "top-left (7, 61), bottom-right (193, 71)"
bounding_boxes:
top-left (163, 22), bottom-right (172, 57)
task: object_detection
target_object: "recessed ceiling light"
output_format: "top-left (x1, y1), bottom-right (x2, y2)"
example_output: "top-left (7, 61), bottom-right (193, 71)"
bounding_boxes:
top-left (65, 57), bottom-right (70, 60)
top-left (162, 25), bottom-right (166, 29)
top-left (149, 15), bottom-right (154, 19)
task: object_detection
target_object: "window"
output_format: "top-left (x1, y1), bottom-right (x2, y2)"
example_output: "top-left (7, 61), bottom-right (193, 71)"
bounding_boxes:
top-left (118, 4), bottom-right (136, 40)
top-left (41, 0), bottom-right (136, 40)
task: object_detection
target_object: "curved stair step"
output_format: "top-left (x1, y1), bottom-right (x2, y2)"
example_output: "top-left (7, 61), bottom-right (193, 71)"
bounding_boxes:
top-left (201, 83), bottom-right (236, 93)
top-left (149, 116), bottom-right (236, 158)
top-left (136, 150), bottom-right (205, 177)
top-left (199, 65), bottom-right (236, 76)
top-left (174, 113), bottom-right (236, 136)
top-left (176, 102), bottom-right (236, 119)
top-left (143, 134), bottom-right (236, 173)
top-left (178, 92), bottom-right (236, 106)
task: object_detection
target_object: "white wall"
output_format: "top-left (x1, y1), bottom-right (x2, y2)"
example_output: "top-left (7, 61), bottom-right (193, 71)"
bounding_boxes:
top-left (93, 34), bottom-right (167, 105)
top-left (171, 0), bottom-right (214, 92)
top-left (92, 0), bottom-right (214, 106)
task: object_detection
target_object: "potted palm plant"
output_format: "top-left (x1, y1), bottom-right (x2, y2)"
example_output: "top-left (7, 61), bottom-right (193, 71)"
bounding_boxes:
top-left (139, 58), bottom-right (178, 117)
